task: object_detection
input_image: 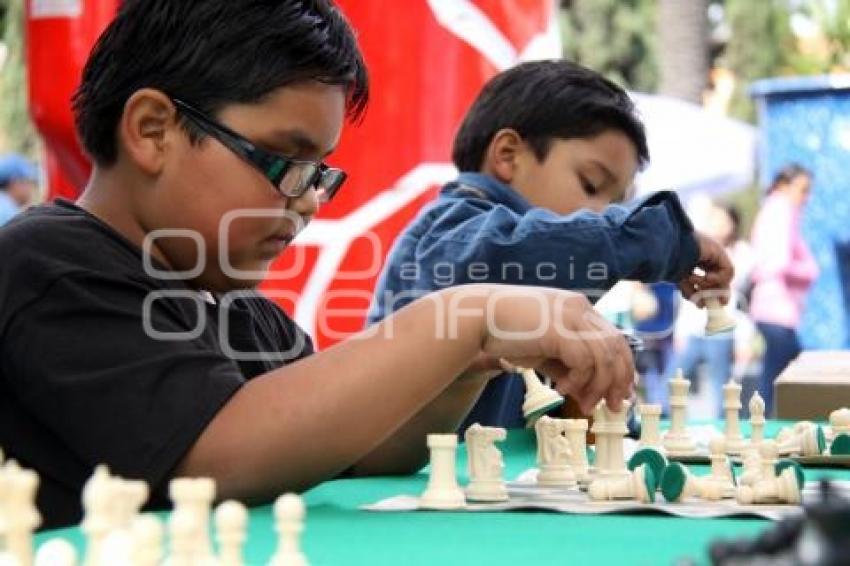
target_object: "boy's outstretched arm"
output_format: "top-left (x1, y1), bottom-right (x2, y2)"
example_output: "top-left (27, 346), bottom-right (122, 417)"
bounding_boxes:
top-left (178, 285), bottom-right (633, 503)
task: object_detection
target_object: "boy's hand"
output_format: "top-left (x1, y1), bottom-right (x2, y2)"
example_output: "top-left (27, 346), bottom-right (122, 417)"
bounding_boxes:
top-left (679, 232), bottom-right (735, 307)
top-left (480, 287), bottom-right (635, 415)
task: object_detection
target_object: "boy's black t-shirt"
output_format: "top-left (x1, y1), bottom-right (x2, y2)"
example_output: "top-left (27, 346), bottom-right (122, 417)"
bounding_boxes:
top-left (0, 200), bottom-right (313, 528)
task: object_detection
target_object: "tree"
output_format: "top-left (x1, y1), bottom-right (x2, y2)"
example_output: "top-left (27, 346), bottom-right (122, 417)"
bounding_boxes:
top-left (0, 0), bottom-right (38, 156)
top-left (657, 0), bottom-right (711, 104)
top-left (719, 0), bottom-right (796, 121)
top-left (560, 0), bottom-right (658, 92)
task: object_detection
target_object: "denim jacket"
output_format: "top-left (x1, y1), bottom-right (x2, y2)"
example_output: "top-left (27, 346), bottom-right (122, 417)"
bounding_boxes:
top-left (367, 172), bottom-right (699, 428)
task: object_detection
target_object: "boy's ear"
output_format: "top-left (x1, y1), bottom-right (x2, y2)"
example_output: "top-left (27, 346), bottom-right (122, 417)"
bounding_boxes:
top-left (483, 129), bottom-right (523, 184)
top-left (119, 89), bottom-right (178, 176)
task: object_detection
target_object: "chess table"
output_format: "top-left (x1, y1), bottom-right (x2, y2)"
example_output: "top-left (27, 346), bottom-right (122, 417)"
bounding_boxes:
top-left (37, 420), bottom-right (850, 565)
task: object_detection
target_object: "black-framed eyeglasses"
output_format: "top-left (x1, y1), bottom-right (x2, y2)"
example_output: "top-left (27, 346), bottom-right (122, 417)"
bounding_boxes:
top-left (172, 98), bottom-right (347, 203)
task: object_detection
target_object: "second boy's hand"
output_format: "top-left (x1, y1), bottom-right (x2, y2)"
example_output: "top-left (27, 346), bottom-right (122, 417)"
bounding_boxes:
top-left (679, 232), bottom-right (735, 308)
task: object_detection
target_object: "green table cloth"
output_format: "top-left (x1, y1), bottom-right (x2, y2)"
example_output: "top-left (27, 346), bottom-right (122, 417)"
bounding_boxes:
top-left (37, 420), bottom-right (849, 565)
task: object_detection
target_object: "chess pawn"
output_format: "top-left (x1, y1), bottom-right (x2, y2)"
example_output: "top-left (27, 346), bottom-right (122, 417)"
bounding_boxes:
top-left (705, 438), bottom-right (736, 498)
top-left (270, 494), bottom-right (308, 566)
top-left (662, 371), bottom-right (697, 456)
top-left (564, 419), bottom-right (590, 482)
top-left (419, 434), bottom-right (466, 509)
top-left (215, 500), bottom-right (248, 566)
top-left (776, 424), bottom-right (826, 457)
top-left (829, 408), bottom-right (850, 441)
top-left (736, 467), bottom-right (802, 505)
top-left (518, 367), bottom-right (564, 427)
top-left (464, 424), bottom-right (508, 502)
top-left (130, 515), bottom-right (163, 566)
top-left (739, 447), bottom-right (763, 487)
top-left (704, 297), bottom-right (736, 335)
top-left (637, 404), bottom-right (662, 449)
top-left (748, 392), bottom-right (766, 449)
top-left (535, 416), bottom-right (576, 487)
top-left (722, 380), bottom-right (746, 455)
top-left (588, 464), bottom-right (656, 503)
top-left (34, 539), bottom-right (78, 566)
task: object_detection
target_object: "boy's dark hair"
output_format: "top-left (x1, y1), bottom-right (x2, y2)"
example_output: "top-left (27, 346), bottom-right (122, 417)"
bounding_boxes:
top-left (73, 0), bottom-right (369, 166)
top-left (452, 60), bottom-right (648, 172)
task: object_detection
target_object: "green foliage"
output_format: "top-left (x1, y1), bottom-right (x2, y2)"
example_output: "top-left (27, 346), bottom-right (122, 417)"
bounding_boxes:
top-left (560, 0), bottom-right (658, 92)
top-left (0, 0), bottom-right (39, 156)
top-left (719, 0), bottom-right (796, 122)
top-left (794, 0), bottom-right (850, 72)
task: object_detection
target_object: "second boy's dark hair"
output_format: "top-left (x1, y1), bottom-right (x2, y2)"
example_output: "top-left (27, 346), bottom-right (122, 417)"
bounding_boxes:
top-left (73, 0), bottom-right (369, 166)
top-left (452, 60), bottom-right (648, 172)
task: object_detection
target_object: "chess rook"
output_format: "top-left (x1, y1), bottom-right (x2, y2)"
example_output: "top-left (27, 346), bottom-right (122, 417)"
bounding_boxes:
top-left (420, 434), bottom-right (466, 509)
top-left (663, 371), bottom-right (697, 456)
top-left (638, 404), bottom-right (662, 449)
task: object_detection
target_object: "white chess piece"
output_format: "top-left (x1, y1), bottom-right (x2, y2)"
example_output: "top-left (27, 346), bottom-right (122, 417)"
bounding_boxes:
top-left (829, 408), bottom-right (850, 440)
top-left (534, 417), bottom-right (576, 487)
top-left (736, 467), bottom-right (801, 505)
top-left (3, 463), bottom-right (40, 566)
top-left (130, 515), bottom-right (163, 566)
top-left (663, 370), bottom-right (697, 456)
top-left (464, 424), bottom-right (508, 502)
top-left (165, 508), bottom-right (197, 566)
top-left (419, 434), bottom-right (465, 509)
top-left (588, 464), bottom-right (654, 503)
top-left (659, 462), bottom-right (719, 502)
top-left (749, 392), bottom-right (766, 449)
top-left (590, 401), bottom-right (608, 476)
top-left (722, 380), bottom-right (747, 455)
top-left (739, 447), bottom-right (763, 487)
top-left (563, 419), bottom-right (590, 482)
top-left (269, 494), bottom-right (308, 566)
top-left (776, 424), bottom-right (825, 457)
top-left (516, 366), bottom-right (563, 427)
top-left (638, 404), bottom-right (662, 449)
top-left (704, 297), bottom-right (736, 335)
top-left (705, 437), bottom-right (736, 498)
top-left (81, 466), bottom-right (113, 566)
top-left (600, 400), bottom-right (630, 480)
top-left (215, 500), bottom-right (248, 566)
top-left (169, 477), bottom-right (216, 561)
top-left (34, 539), bottom-right (78, 566)
top-left (98, 530), bottom-right (133, 565)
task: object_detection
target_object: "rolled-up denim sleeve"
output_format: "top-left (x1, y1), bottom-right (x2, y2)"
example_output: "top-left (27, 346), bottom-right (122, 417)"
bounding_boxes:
top-left (414, 190), bottom-right (699, 296)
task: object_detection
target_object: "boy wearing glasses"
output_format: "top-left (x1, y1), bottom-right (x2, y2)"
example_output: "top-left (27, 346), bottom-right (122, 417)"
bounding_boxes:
top-left (0, 1), bottom-right (637, 528)
top-left (367, 60), bottom-right (734, 429)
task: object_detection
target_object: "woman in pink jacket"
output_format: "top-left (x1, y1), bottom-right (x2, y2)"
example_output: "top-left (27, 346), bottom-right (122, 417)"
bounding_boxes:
top-left (750, 164), bottom-right (819, 415)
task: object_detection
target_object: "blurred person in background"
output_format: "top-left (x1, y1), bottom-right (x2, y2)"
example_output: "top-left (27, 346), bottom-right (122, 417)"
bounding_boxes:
top-left (750, 164), bottom-right (818, 415)
top-left (0, 153), bottom-right (39, 226)
top-left (671, 202), bottom-right (756, 417)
